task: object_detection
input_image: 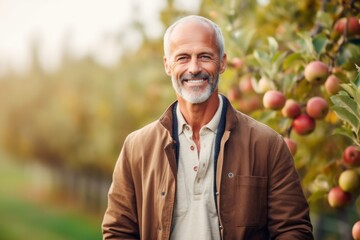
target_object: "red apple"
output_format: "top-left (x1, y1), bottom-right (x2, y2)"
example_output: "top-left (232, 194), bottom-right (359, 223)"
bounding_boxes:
top-left (353, 221), bottom-right (360, 240)
top-left (304, 61), bottom-right (329, 84)
top-left (325, 74), bottom-right (341, 95)
top-left (306, 96), bottom-right (329, 119)
top-left (230, 57), bottom-right (244, 69)
top-left (292, 114), bottom-right (316, 135)
top-left (284, 137), bottom-right (298, 156)
top-left (263, 90), bottom-right (286, 110)
top-left (343, 145), bottom-right (360, 167)
top-left (239, 77), bottom-right (254, 93)
top-left (327, 186), bottom-right (351, 208)
top-left (281, 99), bottom-right (302, 118)
top-left (334, 17), bottom-right (360, 36)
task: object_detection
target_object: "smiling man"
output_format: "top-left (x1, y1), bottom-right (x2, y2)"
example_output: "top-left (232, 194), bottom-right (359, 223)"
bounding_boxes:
top-left (102, 15), bottom-right (314, 240)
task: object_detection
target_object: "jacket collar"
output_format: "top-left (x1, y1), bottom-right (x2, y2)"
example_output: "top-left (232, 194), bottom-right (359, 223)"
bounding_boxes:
top-left (159, 94), bottom-right (239, 134)
top-left (159, 94), bottom-right (239, 164)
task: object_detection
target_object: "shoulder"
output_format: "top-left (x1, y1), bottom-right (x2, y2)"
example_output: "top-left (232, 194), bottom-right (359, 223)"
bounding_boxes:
top-left (126, 120), bottom-right (167, 144)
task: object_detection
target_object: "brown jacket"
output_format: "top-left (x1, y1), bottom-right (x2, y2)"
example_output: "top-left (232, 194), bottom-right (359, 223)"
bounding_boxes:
top-left (102, 96), bottom-right (314, 239)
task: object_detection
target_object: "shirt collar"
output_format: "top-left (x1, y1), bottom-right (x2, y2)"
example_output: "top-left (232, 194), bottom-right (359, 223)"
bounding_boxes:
top-left (176, 95), bottom-right (223, 135)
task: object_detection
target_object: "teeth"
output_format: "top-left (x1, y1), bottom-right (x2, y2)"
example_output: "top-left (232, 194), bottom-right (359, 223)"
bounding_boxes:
top-left (187, 79), bottom-right (205, 83)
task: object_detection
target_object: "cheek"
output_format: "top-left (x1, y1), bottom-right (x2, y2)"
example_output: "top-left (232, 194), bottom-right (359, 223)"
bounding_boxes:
top-left (170, 63), bottom-right (186, 78)
top-left (207, 61), bottom-right (222, 75)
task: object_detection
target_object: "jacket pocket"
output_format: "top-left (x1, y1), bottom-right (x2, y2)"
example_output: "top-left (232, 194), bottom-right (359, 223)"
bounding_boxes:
top-left (235, 175), bottom-right (267, 227)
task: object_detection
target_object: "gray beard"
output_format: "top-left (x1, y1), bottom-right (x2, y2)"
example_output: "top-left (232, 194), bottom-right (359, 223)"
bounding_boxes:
top-left (172, 76), bottom-right (219, 104)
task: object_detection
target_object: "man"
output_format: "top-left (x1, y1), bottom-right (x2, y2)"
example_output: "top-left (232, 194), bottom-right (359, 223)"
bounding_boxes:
top-left (102, 15), bottom-right (314, 239)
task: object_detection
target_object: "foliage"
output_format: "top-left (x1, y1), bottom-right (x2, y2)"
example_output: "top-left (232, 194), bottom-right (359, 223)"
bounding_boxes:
top-left (331, 67), bottom-right (360, 146)
top-left (0, 40), bottom-right (173, 175)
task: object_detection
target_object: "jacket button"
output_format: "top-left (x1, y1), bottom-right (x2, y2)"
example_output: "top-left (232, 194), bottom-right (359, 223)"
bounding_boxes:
top-left (227, 172), bottom-right (234, 178)
top-left (215, 191), bottom-right (219, 196)
top-left (219, 225), bottom-right (223, 229)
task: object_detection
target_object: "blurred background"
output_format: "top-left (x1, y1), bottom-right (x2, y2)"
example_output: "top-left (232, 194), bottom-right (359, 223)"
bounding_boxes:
top-left (1, 0), bottom-right (359, 239)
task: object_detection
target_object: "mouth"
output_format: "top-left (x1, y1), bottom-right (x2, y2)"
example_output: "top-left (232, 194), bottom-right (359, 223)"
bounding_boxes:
top-left (180, 72), bottom-right (210, 87)
top-left (183, 78), bottom-right (209, 87)
top-left (184, 78), bottom-right (207, 82)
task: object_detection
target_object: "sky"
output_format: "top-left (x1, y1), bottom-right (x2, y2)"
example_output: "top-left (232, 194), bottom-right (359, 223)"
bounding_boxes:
top-left (0, 0), bottom-right (200, 73)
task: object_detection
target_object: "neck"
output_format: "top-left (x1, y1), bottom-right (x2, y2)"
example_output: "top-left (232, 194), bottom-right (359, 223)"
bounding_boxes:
top-left (177, 91), bottom-right (219, 136)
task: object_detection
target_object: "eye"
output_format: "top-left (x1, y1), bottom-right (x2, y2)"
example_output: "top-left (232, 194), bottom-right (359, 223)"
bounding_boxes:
top-left (176, 56), bottom-right (189, 63)
top-left (199, 55), bottom-right (212, 61)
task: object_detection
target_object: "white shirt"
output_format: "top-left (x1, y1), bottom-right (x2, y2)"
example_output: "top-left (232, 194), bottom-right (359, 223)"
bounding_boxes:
top-left (170, 95), bottom-right (222, 240)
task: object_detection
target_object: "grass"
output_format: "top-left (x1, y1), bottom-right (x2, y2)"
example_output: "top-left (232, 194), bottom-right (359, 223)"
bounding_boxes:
top-left (0, 196), bottom-right (102, 240)
top-left (0, 153), bottom-right (103, 240)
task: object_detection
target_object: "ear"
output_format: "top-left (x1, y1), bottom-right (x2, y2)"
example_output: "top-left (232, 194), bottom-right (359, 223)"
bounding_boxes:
top-left (219, 53), bottom-right (227, 74)
top-left (163, 56), bottom-right (172, 76)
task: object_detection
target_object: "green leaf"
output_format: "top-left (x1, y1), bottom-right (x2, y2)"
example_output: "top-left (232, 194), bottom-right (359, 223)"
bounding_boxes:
top-left (339, 82), bottom-right (360, 104)
top-left (283, 52), bottom-right (304, 69)
top-left (297, 32), bottom-right (315, 56)
top-left (254, 50), bottom-right (272, 75)
top-left (330, 94), bottom-right (360, 119)
top-left (253, 50), bottom-right (269, 64)
top-left (231, 28), bottom-right (256, 54)
top-left (268, 37), bottom-right (278, 56)
top-left (312, 35), bottom-right (328, 55)
top-left (315, 11), bottom-right (332, 29)
top-left (354, 72), bottom-right (360, 87)
top-left (340, 83), bottom-right (357, 98)
top-left (332, 105), bottom-right (359, 131)
top-left (308, 190), bottom-right (328, 204)
top-left (337, 43), bottom-right (360, 67)
top-left (332, 127), bottom-right (355, 141)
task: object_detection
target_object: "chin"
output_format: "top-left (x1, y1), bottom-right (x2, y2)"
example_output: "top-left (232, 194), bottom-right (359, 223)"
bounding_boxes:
top-left (181, 90), bottom-right (212, 104)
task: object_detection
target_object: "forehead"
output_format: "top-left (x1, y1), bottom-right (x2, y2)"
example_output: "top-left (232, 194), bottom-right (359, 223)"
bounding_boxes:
top-left (168, 20), bottom-right (218, 55)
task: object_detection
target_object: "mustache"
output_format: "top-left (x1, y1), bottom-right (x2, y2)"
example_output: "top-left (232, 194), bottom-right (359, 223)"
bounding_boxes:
top-left (180, 72), bottom-right (210, 81)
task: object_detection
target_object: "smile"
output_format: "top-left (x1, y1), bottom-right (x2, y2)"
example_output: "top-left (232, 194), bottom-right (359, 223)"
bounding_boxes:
top-left (185, 79), bottom-right (207, 83)
top-left (183, 78), bottom-right (208, 87)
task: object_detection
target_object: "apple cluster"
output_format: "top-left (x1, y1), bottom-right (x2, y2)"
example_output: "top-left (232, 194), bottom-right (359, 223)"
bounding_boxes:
top-left (260, 60), bottom-right (335, 155)
top-left (327, 145), bottom-right (360, 238)
top-left (328, 146), bottom-right (360, 207)
top-left (333, 16), bottom-right (360, 37)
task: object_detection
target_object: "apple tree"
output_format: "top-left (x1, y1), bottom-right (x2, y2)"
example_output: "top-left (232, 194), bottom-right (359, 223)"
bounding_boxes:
top-left (199, 0), bottom-right (360, 237)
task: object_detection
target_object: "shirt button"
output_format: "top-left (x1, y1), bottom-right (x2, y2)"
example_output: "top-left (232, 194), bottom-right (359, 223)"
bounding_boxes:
top-left (219, 225), bottom-right (223, 229)
top-left (197, 178), bottom-right (201, 183)
top-left (193, 166), bottom-right (198, 172)
top-left (228, 172), bottom-right (234, 178)
top-left (190, 145), bottom-right (195, 151)
top-left (216, 192), bottom-right (219, 196)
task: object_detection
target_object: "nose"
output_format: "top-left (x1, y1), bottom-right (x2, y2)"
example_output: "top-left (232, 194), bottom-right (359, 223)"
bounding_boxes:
top-left (188, 57), bottom-right (201, 75)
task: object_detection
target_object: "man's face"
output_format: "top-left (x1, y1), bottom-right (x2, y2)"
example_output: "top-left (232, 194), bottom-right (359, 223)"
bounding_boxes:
top-left (164, 20), bottom-right (226, 104)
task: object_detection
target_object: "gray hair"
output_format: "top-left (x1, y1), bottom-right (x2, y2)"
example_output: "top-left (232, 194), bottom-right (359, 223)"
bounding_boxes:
top-left (163, 15), bottom-right (225, 59)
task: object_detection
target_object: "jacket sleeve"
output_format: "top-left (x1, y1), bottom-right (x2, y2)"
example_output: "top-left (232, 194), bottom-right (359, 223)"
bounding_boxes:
top-left (102, 137), bottom-right (140, 239)
top-left (267, 135), bottom-right (314, 240)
